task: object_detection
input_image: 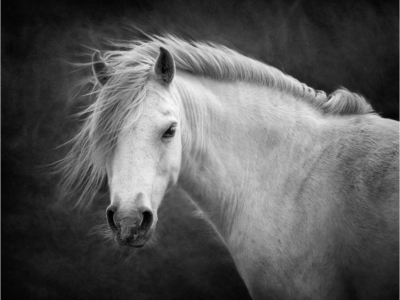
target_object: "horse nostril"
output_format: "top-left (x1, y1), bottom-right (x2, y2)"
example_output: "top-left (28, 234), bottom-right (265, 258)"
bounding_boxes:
top-left (140, 210), bottom-right (153, 231)
top-left (106, 207), bottom-right (118, 233)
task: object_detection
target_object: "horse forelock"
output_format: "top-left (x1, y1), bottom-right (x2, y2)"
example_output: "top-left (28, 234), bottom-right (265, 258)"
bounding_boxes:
top-left (60, 48), bottom-right (155, 209)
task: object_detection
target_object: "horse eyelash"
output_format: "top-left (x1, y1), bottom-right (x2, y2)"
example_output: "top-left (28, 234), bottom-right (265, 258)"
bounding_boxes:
top-left (162, 125), bottom-right (176, 138)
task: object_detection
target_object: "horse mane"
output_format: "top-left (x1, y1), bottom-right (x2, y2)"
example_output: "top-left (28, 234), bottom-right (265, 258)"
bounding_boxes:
top-left (114, 35), bottom-right (373, 113)
top-left (59, 34), bottom-right (374, 209)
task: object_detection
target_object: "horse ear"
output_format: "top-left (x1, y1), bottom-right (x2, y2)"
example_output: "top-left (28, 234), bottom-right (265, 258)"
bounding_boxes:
top-left (92, 50), bottom-right (109, 86)
top-left (154, 47), bottom-right (175, 85)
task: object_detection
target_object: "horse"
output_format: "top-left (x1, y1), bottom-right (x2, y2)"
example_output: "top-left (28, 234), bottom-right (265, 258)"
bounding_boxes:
top-left (61, 35), bottom-right (399, 300)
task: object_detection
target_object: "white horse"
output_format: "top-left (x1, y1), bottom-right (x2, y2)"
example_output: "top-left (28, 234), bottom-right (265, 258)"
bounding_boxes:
top-left (62, 35), bottom-right (399, 300)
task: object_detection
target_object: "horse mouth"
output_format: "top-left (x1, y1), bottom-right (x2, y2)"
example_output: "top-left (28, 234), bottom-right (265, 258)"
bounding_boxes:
top-left (114, 236), bottom-right (147, 247)
top-left (114, 230), bottom-right (150, 248)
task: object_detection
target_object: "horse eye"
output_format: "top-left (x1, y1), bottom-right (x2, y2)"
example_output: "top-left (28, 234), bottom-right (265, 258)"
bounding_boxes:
top-left (162, 125), bottom-right (176, 138)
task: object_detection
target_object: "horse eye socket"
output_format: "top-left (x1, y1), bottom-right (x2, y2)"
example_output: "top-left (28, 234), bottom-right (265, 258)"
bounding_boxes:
top-left (162, 125), bottom-right (176, 138)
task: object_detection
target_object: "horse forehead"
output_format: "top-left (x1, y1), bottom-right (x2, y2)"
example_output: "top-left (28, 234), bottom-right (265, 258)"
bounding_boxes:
top-left (142, 100), bottom-right (174, 117)
top-left (138, 105), bottom-right (175, 128)
top-left (143, 83), bottom-right (178, 114)
top-left (121, 101), bottom-right (172, 137)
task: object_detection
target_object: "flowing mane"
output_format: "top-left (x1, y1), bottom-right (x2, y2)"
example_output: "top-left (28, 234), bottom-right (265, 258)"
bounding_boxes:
top-left (60, 34), bottom-right (374, 209)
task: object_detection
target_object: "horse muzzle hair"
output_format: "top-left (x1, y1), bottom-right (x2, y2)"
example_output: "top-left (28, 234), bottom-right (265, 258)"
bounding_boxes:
top-left (106, 205), bottom-right (154, 247)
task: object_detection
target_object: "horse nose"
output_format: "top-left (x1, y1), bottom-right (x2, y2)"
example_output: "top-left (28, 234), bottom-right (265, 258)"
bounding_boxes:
top-left (106, 205), bottom-right (153, 236)
top-left (106, 205), bottom-right (119, 234)
top-left (138, 208), bottom-right (153, 232)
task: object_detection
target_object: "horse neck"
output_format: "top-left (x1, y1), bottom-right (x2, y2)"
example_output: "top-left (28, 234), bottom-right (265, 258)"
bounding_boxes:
top-left (174, 73), bottom-right (327, 246)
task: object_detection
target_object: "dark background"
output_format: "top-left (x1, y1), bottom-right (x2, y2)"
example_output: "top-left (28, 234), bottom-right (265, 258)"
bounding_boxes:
top-left (2, 0), bottom-right (398, 299)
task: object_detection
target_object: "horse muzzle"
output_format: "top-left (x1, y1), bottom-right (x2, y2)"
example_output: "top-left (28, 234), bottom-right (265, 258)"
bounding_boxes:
top-left (106, 206), bottom-right (154, 247)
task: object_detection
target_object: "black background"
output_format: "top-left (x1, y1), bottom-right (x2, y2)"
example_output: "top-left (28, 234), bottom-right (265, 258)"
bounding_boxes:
top-left (2, 0), bottom-right (398, 299)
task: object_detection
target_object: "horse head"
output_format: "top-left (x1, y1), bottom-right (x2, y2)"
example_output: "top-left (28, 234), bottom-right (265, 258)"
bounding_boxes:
top-left (93, 47), bottom-right (182, 247)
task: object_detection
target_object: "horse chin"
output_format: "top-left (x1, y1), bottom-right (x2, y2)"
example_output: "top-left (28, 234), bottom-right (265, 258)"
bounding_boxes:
top-left (131, 236), bottom-right (149, 248)
top-left (114, 236), bottom-right (146, 248)
top-left (114, 232), bottom-right (152, 248)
